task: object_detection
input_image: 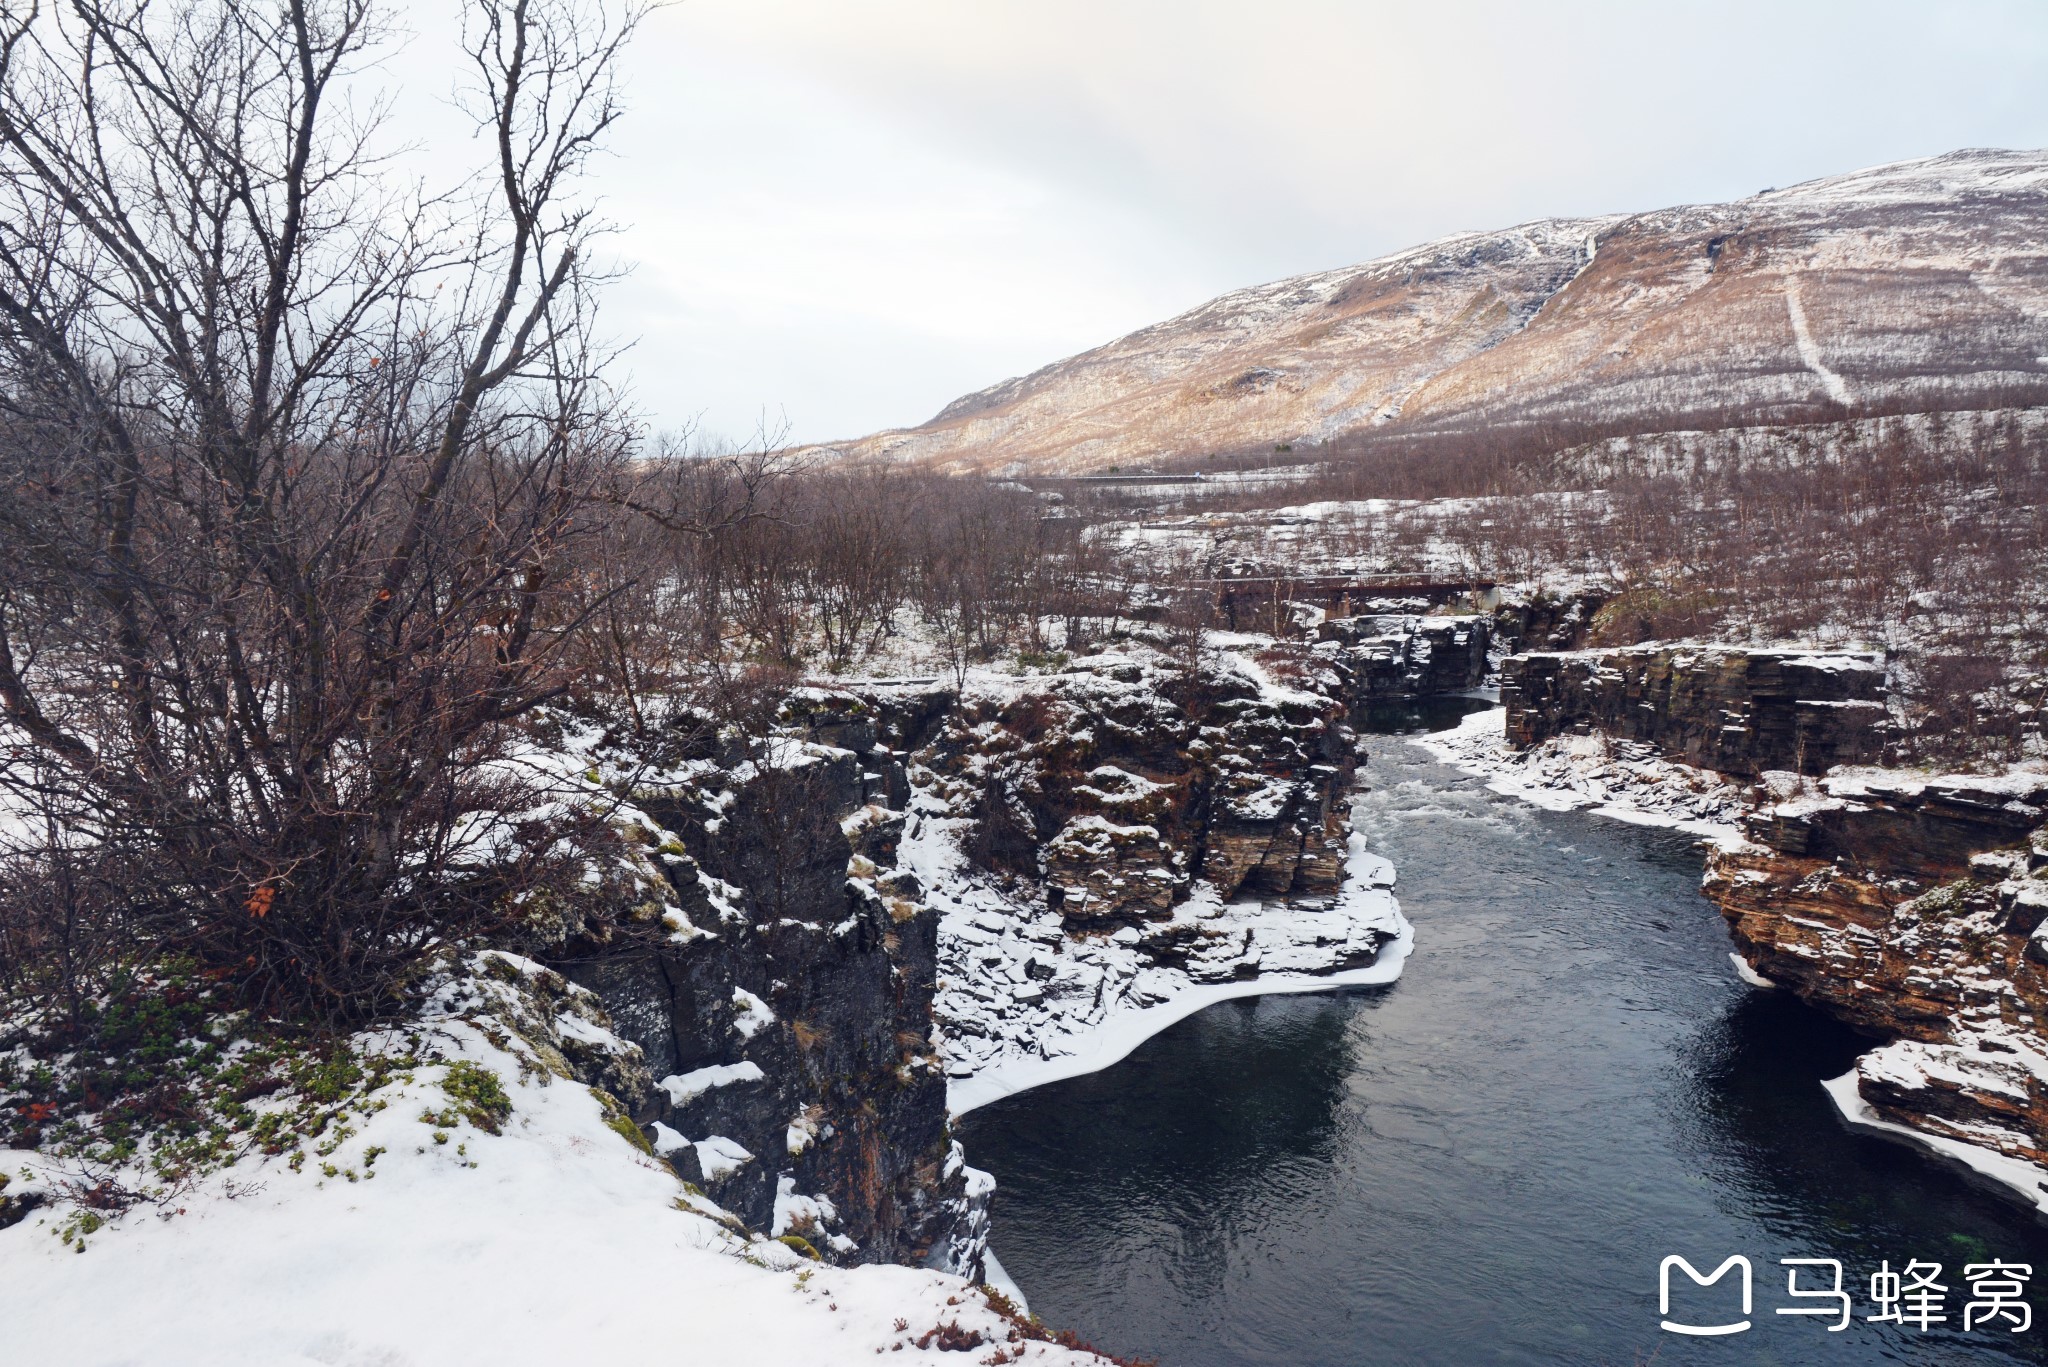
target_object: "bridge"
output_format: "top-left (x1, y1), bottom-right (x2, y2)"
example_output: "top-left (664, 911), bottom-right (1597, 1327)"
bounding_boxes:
top-left (1201, 575), bottom-right (1499, 630)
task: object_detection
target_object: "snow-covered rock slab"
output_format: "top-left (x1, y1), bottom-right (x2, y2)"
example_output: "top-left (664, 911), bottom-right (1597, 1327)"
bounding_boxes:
top-left (1823, 1069), bottom-right (2048, 1218)
top-left (1415, 705), bottom-right (1746, 843)
top-left (950, 922), bottom-right (1412, 1116)
top-left (931, 823), bottom-right (1413, 1116)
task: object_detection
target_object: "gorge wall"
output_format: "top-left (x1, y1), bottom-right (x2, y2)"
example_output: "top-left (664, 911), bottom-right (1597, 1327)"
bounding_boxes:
top-left (1502, 644), bottom-right (1887, 776)
top-left (1708, 771), bottom-right (2048, 1175)
top-left (1488, 636), bottom-right (2048, 1196)
top-left (561, 723), bottom-right (984, 1275)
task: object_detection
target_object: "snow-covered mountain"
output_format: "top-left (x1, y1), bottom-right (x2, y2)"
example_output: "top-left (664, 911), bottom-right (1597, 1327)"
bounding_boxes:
top-left (821, 148), bottom-right (2048, 475)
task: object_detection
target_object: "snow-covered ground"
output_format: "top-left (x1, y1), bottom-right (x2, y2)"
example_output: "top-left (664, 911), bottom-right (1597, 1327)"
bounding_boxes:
top-left (1413, 705), bottom-right (1747, 843)
top-left (0, 957), bottom-right (1098, 1367)
top-left (903, 795), bottom-right (1411, 1116)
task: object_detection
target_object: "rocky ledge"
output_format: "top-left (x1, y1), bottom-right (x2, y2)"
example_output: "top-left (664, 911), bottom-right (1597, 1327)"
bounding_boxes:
top-left (1504, 644), bottom-right (1887, 776)
top-left (847, 640), bottom-right (1410, 1100)
top-left (1707, 768), bottom-right (2048, 1190)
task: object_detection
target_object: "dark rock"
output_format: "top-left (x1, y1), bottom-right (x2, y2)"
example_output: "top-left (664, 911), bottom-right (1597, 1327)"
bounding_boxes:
top-left (1319, 614), bottom-right (1491, 703)
top-left (1504, 645), bottom-right (1886, 776)
top-left (562, 743), bottom-right (972, 1274)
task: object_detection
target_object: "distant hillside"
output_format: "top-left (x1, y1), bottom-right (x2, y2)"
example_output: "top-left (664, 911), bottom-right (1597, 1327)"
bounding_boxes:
top-left (817, 148), bottom-right (2048, 475)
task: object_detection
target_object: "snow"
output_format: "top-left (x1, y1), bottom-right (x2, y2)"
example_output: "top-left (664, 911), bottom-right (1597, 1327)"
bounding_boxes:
top-left (948, 922), bottom-right (1413, 1116)
top-left (656, 1060), bottom-right (766, 1106)
top-left (694, 1135), bottom-right (756, 1181)
top-left (1824, 764), bottom-right (2048, 805)
top-left (943, 830), bottom-right (1413, 1117)
top-left (982, 1248), bottom-right (1031, 1315)
top-left (1822, 1070), bottom-right (2048, 1218)
top-left (730, 987), bottom-right (776, 1039)
top-left (0, 1018), bottom-right (1093, 1367)
top-left (1730, 953), bottom-right (1779, 989)
top-left (1783, 282), bottom-right (1853, 406)
top-left (773, 1176), bottom-right (838, 1238)
top-left (1414, 706), bottom-right (1747, 843)
top-left (1764, 147), bottom-right (2048, 210)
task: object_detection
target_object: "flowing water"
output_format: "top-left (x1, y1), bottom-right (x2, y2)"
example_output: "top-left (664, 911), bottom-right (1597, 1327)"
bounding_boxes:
top-left (957, 701), bottom-right (2048, 1366)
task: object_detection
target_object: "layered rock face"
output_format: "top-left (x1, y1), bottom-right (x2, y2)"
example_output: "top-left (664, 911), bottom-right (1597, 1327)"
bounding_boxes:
top-left (1319, 613), bottom-right (1491, 703)
top-left (891, 643), bottom-right (1406, 1084)
top-left (1707, 771), bottom-right (2048, 1168)
top-left (1502, 645), bottom-right (1886, 776)
top-left (914, 648), bottom-right (1358, 926)
top-left (565, 724), bottom-right (982, 1275)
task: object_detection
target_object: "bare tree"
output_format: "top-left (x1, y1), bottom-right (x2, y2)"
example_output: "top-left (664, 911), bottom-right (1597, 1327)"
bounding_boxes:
top-left (0, 0), bottom-right (649, 1023)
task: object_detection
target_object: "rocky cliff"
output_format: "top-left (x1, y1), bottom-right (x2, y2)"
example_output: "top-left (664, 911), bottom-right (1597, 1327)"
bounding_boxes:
top-left (1502, 645), bottom-right (1887, 777)
top-left (1707, 770), bottom-right (2048, 1176)
top-left (818, 148), bottom-right (2048, 474)
top-left (852, 640), bottom-right (1408, 1089)
top-left (559, 719), bottom-right (985, 1275)
top-left (1319, 613), bottom-right (1491, 704)
top-left (911, 647), bottom-right (1361, 925)
top-left (1469, 640), bottom-right (2048, 1194)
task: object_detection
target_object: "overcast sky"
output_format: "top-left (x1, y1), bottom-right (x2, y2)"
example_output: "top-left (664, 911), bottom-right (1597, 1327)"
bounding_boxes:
top-left (397, 1), bottom-right (2048, 445)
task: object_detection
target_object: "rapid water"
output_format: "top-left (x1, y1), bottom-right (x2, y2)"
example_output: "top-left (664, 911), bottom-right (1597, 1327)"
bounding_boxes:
top-left (958, 701), bottom-right (2048, 1365)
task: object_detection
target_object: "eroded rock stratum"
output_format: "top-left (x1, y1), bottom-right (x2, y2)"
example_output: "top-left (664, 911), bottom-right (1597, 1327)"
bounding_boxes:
top-left (1710, 771), bottom-right (2048, 1173)
top-left (1495, 639), bottom-right (2048, 1199)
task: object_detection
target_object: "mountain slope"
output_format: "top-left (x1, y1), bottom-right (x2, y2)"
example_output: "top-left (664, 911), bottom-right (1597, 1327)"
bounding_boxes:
top-left (823, 148), bottom-right (2048, 475)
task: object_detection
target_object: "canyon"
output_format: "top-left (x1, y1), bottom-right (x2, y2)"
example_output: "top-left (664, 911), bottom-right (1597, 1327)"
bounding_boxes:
top-left (555, 605), bottom-right (2048, 1265)
top-left (1486, 641), bottom-right (2048, 1209)
top-left (529, 614), bottom-right (1491, 1274)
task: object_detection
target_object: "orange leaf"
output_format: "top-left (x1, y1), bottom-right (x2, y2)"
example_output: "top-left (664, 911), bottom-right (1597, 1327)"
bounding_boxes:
top-left (245, 885), bottom-right (275, 918)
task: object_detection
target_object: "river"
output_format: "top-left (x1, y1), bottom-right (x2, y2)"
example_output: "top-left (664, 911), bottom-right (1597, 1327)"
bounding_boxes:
top-left (957, 702), bottom-right (2048, 1366)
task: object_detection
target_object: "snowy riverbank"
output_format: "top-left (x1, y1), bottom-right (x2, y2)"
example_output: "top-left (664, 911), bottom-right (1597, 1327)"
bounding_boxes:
top-left (1823, 1070), bottom-right (2048, 1219)
top-left (951, 924), bottom-right (1413, 1116)
top-left (1412, 706), bottom-right (1747, 843)
top-left (909, 807), bottom-right (1414, 1117)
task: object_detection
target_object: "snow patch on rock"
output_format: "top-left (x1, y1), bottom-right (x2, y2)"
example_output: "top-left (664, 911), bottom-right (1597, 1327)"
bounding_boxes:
top-left (1414, 706), bottom-right (1746, 843)
top-left (1824, 1069), bottom-right (2048, 1218)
